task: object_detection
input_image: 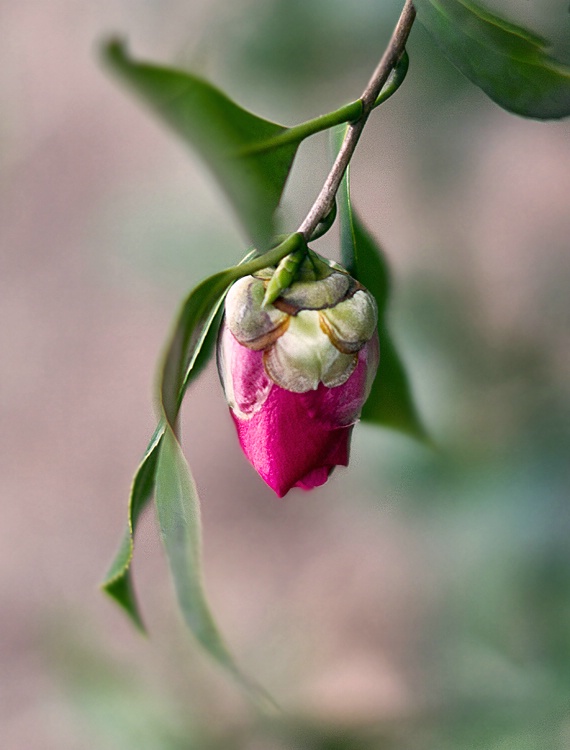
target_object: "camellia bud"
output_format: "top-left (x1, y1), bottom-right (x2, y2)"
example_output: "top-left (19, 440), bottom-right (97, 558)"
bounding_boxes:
top-left (217, 254), bottom-right (379, 497)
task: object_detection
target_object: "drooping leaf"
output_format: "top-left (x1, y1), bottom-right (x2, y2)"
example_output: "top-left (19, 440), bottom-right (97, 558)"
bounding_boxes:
top-left (101, 237), bottom-right (301, 632)
top-left (334, 127), bottom-right (427, 440)
top-left (101, 423), bottom-right (163, 630)
top-left (155, 426), bottom-right (274, 706)
top-left (360, 327), bottom-right (427, 438)
top-left (103, 40), bottom-right (300, 248)
top-left (100, 273), bottom-right (242, 628)
top-left (100, 271), bottom-right (233, 629)
top-left (100, 283), bottom-right (228, 629)
top-left (153, 240), bottom-right (301, 699)
top-left (414, 0), bottom-right (570, 119)
top-left (160, 273), bottom-right (233, 428)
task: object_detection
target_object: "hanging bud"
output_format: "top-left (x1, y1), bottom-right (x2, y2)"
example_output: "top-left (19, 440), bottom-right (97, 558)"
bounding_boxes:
top-left (217, 255), bottom-right (379, 497)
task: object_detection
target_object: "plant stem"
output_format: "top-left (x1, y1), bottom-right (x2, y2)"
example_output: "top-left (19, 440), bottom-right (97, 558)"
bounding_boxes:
top-left (297, 0), bottom-right (416, 240)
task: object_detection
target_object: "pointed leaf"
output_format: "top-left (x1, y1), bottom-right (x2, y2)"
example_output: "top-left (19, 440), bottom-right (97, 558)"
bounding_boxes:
top-left (360, 329), bottom-right (426, 438)
top-left (334, 127), bottom-right (427, 440)
top-left (154, 426), bottom-right (233, 664)
top-left (155, 426), bottom-right (273, 706)
top-left (160, 274), bottom-right (233, 427)
top-left (101, 424), bottom-right (163, 630)
top-left (101, 239), bottom-right (300, 631)
top-left (101, 278), bottom-right (231, 628)
top-left (153, 237), bottom-right (302, 693)
top-left (103, 40), bottom-right (299, 247)
top-left (414, 0), bottom-right (570, 119)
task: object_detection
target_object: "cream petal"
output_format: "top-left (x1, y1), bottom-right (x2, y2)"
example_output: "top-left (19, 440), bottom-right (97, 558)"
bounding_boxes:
top-left (263, 310), bottom-right (357, 393)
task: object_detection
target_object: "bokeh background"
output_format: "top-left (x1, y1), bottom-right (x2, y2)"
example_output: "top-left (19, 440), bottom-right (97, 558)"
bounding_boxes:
top-left (2, 0), bottom-right (570, 747)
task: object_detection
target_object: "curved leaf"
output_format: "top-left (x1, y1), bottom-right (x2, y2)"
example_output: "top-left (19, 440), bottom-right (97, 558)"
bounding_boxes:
top-left (414, 0), bottom-right (570, 119)
top-left (101, 276), bottom-right (235, 629)
top-left (334, 127), bottom-right (427, 441)
top-left (101, 238), bottom-right (300, 631)
top-left (155, 425), bottom-right (275, 707)
top-left (103, 40), bottom-right (299, 248)
top-left (152, 237), bottom-right (302, 697)
top-left (160, 272), bottom-right (234, 427)
top-left (101, 424), bottom-right (163, 630)
top-left (100, 309), bottom-right (224, 629)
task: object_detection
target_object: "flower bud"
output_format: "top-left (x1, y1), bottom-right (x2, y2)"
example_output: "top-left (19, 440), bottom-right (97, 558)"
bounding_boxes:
top-left (217, 258), bottom-right (379, 497)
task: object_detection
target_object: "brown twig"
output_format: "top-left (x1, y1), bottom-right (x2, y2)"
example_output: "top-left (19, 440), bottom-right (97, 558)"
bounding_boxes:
top-left (297, 0), bottom-right (416, 239)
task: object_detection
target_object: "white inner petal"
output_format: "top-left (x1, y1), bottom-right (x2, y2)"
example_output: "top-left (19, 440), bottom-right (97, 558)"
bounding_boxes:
top-left (264, 310), bottom-right (356, 393)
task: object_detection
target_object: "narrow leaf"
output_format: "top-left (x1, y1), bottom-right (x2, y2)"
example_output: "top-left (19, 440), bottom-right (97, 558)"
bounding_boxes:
top-left (334, 127), bottom-right (427, 440)
top-left (101, 423), bottom-right (163, 630)
top-left (155, 426), bottom-right (273, 706)
top-left (103, 40), bottom-right (299, 247)
top-left (155, 427), bottom-right (231, 662)
top-left (360, 329), bottom-right (427, 438)
top-left (414, 0), bottom-right (570, 119)
top-left (153, 237), bottom-right (303, 695)
top-left (101, 279), bottom-right (230, 628)
top-left (160, 274), bottom-right (232, 427)
top-left (101, 239), bottom-right (300, 631)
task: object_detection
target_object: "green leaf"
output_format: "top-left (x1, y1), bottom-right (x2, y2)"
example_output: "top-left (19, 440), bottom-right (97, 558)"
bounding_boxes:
top-left (160, 273), bottom-right (234, 428)
top-left (100, 289), bottom-right (227, 630)
top-left (100, 283), bottom-right (232, 632)
top-left (153, 236), bottom-right (304, 694)
top-left (101, 423), bottom-right (163, 631)
top-left (334, 127), bottom-right (427, 441)
top-left (101, 237), bottom-right (301, 632)
top-left (414, 0), bottom-right (570, 119)
top-left (155, 426), bottom-right (274, 707)
top-left (103, 40), bottom-right (300, 248)
top-left (360, 329), bottom-right (427, 438)
top-left (100, 271), bottom-right (231, 630)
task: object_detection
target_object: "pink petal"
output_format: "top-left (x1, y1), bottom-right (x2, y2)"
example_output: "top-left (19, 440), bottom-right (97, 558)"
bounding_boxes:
top-left (217, 323), bottom-right (272, 417)
top-left (229, 341), bottom-right (376, 497)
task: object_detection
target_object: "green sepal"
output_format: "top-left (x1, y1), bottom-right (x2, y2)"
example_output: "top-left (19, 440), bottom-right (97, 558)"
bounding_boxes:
top-left (262, 244), bottom-right (308, 306)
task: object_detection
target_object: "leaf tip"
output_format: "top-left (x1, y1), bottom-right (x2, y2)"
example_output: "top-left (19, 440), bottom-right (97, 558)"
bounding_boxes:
top-left (101, 573), bottom-right (147, 634)
top-left (99, 35), bottom-right (129, 71)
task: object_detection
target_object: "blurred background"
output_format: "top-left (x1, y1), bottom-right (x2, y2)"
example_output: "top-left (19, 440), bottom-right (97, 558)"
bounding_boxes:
top-left (2, 0), bottom-right (570, 747)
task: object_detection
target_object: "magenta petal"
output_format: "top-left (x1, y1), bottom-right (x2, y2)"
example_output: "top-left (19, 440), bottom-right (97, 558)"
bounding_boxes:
top-left (229, 343), bottom-right (374, 497)
top-left (218, 323), bottom-right (272, 417)
top-left (295, 467), bottom-right (331, 491)
top-left (231, 387), bottom-right (353, 497)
